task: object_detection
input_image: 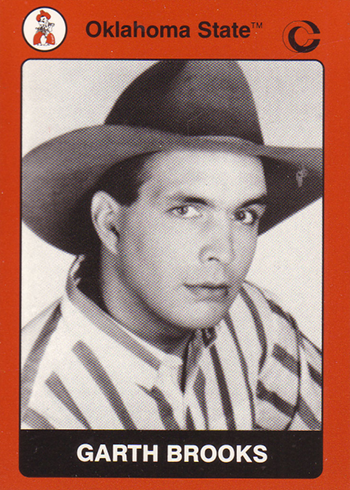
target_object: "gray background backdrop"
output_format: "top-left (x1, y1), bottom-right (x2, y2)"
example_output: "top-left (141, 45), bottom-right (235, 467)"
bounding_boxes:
top-left (22, 60), bottom-right (323, 347)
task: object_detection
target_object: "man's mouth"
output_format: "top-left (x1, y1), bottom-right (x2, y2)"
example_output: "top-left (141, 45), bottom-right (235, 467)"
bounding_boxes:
top-left (185, 283), bottom-right (230, 301)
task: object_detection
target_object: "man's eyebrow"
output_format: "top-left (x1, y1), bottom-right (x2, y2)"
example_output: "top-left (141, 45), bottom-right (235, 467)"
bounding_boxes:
top-left (164, 193), bottom-right (212, 206)
top-left (163, 193), bottom-right (268, 208)
top-left (239, 195), bottom-right (268, 208)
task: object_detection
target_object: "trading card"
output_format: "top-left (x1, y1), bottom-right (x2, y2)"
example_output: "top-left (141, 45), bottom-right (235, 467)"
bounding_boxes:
top-left (0, 1), bottom-right (349, 489)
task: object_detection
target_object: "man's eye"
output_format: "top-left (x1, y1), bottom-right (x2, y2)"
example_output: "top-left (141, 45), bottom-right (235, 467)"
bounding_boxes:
top-left (171, 205), bottom-right (201, 218)
top-left (235, 209), bottom-right (258, 225)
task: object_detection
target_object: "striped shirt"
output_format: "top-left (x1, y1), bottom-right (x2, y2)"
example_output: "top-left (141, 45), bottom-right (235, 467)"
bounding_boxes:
top-left (21, 259), bottom-right (321, 430)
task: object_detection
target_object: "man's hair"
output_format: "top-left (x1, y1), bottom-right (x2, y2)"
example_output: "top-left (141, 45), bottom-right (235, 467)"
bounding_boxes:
top-left (94, 152), bottom-right (153, 206)
top-left (71, 152), bottom-right (153, 257)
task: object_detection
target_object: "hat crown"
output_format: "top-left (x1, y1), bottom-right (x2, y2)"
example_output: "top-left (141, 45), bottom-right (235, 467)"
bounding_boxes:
top-left (105, 60), bottom-right (264, 145)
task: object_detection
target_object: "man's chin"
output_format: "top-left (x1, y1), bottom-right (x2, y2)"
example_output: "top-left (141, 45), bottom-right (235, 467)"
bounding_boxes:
top-left (168, 301), bottom-right (233, 332)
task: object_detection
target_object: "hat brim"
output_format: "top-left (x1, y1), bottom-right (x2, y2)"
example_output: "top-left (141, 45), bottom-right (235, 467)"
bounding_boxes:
top-left (22, 124), bottom-right (323, 254)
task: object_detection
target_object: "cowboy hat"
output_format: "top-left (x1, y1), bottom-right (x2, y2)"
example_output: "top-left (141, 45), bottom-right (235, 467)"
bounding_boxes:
top-left (22, 60), bottom-right (323, 254)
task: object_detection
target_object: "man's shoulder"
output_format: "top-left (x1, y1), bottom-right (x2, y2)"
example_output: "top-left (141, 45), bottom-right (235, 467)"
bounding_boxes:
top-left (21, 299), bottom-right (62, 366)
top-left (238, 281), bottom-right (321, 355)
top-left (242, 281), bottom-right (290, 312)
top-left (239, 281), bottom-right (297, 331)
top-left (236, 282), bottom-right (321, 430)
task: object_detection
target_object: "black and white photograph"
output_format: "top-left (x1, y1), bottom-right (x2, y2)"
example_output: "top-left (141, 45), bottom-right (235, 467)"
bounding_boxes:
top-left (21, 60), bottom-right (322, 435)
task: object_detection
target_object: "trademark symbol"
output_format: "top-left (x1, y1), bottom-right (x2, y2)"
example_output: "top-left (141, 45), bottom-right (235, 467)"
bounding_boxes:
top-left (251, 22), bottom-right (263, 29)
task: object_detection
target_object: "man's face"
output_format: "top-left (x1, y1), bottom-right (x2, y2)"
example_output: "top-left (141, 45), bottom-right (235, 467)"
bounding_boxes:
top-left (113, 149), bottom-right (267, 332)
top-left (39, 16), bottom-right (48, 27)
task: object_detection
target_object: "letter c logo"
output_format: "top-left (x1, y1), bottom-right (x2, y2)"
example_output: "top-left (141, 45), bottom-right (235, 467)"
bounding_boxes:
top-left (283, 21), bottom-right (320, 53)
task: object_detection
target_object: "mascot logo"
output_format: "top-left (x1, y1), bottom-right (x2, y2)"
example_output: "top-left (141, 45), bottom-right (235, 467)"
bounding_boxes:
top-left (23, 8), bottom-right (67, 51)
top-left (33, 10), bottom-right (56, 46)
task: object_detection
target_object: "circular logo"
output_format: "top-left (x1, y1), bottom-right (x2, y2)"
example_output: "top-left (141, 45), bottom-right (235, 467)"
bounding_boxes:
top-left (283, 21), bottom-right (320, 53)
top-left (23, 7), bottom-right (67, 51)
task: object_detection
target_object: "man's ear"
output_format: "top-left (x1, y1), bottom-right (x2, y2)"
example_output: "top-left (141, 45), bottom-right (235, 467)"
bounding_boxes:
top-left (90, 191), bottom-right (122, 255)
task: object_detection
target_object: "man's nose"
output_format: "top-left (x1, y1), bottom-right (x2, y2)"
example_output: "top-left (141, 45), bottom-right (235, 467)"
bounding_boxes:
top-left (198, 216), bottom-right (235, 265)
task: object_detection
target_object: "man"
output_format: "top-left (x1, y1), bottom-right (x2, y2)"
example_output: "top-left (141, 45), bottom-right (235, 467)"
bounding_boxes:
top-left (21, 60), bottom-right (322, 430)
top-left (33, 10), bottom-right (55, 46)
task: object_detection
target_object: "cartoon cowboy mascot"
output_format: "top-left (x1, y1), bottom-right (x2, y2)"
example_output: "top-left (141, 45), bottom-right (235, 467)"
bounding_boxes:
top-left (33, 10), bottom-right (55, 46)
